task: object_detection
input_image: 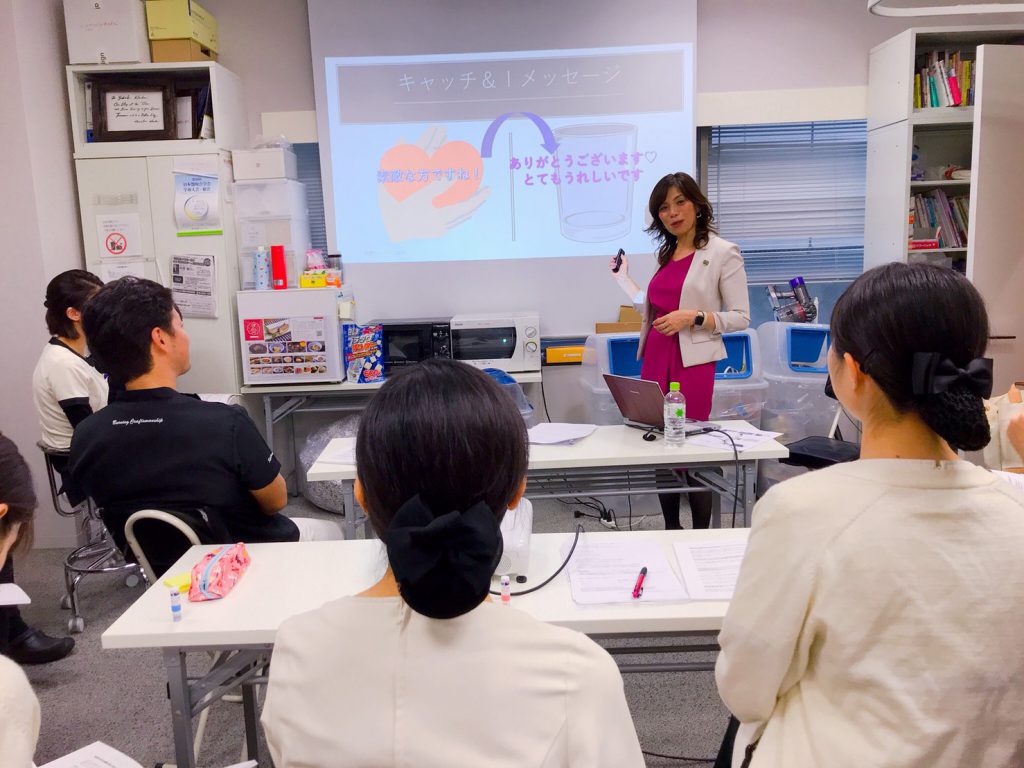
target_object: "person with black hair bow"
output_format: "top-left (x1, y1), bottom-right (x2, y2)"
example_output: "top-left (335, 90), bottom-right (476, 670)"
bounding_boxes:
top-left (262, 360), bottom-right (643, 768)
top-left (714, 263), bottom-right (1024, 768)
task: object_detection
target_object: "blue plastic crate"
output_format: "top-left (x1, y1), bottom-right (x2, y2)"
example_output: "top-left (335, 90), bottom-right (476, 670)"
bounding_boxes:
top-left (607, 337), bottom-right (642, 378)
top-left (787, 326), bottom-right (830, 374)
top-left (716, 334), bottom-right (752, 380)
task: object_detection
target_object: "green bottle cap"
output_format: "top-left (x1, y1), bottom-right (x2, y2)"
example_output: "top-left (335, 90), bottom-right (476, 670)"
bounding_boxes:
top-left (669, 382), bottom-right (680, 391)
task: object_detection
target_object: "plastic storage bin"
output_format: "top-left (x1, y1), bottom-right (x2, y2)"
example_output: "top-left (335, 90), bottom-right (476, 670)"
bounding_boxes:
top-left (484, 368), bottom-right (539, 428)
top-left (234, 179), bottom-right (310, 289)
top-left (710, 330), bottom-right (768, 428)
top-left (579, 332), bottom-right (640, 425)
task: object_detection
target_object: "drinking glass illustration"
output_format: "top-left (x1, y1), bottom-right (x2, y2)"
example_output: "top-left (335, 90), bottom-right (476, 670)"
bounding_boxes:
top-left (554, 123), bottom-right (637, 243)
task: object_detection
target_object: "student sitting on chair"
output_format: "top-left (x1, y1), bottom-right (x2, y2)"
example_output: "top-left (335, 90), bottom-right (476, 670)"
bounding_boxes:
top-left (69, 277), bottom-right (341, 554)
top-left (261, 359), bottom-right (644, 768)
top-left (715, 263), bottom-right (1024, 768)
top-left (31, 269), bottom-right (107, 506)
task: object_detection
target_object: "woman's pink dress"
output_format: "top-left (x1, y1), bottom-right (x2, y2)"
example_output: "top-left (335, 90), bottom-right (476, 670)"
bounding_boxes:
top-left (639, 254), bottom-right (716, 421)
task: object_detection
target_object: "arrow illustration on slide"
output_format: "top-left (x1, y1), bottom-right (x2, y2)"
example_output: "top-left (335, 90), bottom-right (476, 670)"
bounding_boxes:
top-left (480, 112), bottom-right (559, 158)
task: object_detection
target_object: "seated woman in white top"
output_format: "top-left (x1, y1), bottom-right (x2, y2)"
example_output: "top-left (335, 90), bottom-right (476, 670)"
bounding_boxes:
top-left (716, 262), bottom-right (1024, 768)
top-left (31, 269), bottom-right (108, 505)
top-left (262, 359), bottom-right (644, 768)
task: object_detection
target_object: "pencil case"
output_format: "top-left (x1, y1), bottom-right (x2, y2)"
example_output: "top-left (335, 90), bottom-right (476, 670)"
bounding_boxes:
top-left (188, 543), bottom-right (250, 602)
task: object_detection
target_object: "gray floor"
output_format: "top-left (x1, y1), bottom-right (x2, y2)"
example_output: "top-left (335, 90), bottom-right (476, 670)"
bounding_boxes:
top-left (17, 493), bottom-right (733, 767)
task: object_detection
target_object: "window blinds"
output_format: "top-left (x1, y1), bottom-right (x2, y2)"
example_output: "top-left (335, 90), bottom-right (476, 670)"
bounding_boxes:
top-left (295, 143), bottom-right (329, 255)
top-left (705, 121), bottom-right (867, 284)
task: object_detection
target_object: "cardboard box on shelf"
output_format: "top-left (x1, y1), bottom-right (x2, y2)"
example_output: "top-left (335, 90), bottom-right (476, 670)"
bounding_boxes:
top-left (618, 304), bottom-right (643, 323)
top-left (145, 0), bottom-right (218, 52)
top-left (232, 148), bottom-right (298, 181)
top-left (595, 322), bottom-right (642, 334)
top-left (150, 38), bottom-right (217, 62)
top-left (63, 0), bottom-right (151, 64)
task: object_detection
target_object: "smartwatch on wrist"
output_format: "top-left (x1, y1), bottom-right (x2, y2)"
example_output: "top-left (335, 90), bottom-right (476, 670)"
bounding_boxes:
top-left (694, 311), bottom-right (706, 327)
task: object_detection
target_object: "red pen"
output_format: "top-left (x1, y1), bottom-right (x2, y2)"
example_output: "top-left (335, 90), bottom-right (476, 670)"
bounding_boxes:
top-left (632, 566), bottom-right (648, 599)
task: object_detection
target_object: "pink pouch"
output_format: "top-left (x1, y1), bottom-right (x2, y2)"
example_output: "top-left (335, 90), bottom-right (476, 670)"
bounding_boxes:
top-left (188, 543), bottom-right (250, 602)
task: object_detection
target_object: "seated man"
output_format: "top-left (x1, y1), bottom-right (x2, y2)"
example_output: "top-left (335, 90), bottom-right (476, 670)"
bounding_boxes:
top-left (70, 277), bottom-right (340, 553)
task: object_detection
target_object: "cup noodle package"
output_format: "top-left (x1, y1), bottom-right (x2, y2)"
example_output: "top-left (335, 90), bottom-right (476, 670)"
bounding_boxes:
top-left (344, 323), bottom-right (384, 384)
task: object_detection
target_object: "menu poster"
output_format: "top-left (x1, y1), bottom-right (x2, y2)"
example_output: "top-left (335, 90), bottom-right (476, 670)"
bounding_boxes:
top-left (242, 316), bottom-right (329, 380)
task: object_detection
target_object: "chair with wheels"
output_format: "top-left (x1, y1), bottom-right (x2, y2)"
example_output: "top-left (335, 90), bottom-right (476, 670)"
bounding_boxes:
top-left (37, 442), bottom-right (142, 634)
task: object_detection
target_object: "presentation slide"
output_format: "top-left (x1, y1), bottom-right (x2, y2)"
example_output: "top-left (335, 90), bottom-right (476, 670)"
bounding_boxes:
top-left (325, 44), bottom-right (694, 264)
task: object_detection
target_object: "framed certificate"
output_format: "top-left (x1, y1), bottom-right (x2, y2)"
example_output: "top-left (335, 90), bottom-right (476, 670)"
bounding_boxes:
top-left (92, 80), bottom-right (176, 141)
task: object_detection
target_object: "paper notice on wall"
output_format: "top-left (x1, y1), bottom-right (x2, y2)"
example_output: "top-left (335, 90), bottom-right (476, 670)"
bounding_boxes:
top-left (99, 259), bottom-right (146, 282)
top-left (96, 213), bottom-right (143, 259)
top-left (171, 254), bottom-right (217, 318)
top-left (173, 173), bottom-right (221, 235)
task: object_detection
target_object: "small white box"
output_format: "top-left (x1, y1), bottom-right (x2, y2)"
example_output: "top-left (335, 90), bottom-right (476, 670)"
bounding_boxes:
top-left (232, 148), bottom-right (298, 181)
top-left (63, 0), bottom-right (151, 64)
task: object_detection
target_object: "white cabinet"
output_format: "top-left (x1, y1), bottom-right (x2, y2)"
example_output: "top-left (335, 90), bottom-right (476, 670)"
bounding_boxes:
top-left (69, 63), bottom-right (248, 394)
top-left (865, 28), bottom-right (1024, 392)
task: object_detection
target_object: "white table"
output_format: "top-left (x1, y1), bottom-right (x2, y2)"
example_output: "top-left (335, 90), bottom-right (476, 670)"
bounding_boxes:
top-left (308, 421), bottom-right (788, 539)
top-left (241, 371), bottom-right (543, 494)
top-left (102, 529), bottom-right (746, 768)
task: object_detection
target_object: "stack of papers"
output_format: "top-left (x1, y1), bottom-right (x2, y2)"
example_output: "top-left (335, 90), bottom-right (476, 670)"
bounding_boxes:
top-left (673, 538), bottom-right (748, 600)
top-left (527, 423), bottom-right (597, 446)
top-left (565, 537), bottom-right (687, 605)
top-left (686, 426), bottom-right (781, 452)
top-left (315, 440), bottom-right (356, 465)
top-left (40, 742), bottom-right (256, 768)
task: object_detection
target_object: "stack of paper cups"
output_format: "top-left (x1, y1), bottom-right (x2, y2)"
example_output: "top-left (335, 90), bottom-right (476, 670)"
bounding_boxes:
top-left (254, 246), bottom-right (272, 290)
top-left (271, 245), bottom-right (287, 290)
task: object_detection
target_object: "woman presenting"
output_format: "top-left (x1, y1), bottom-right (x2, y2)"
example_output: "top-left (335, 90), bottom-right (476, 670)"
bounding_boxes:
top-left (611, 172), bottom-right (750, 529)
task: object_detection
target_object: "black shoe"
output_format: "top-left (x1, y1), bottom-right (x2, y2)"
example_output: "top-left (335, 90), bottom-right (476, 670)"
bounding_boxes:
top-left (6, 627), bottom-right (75, 665)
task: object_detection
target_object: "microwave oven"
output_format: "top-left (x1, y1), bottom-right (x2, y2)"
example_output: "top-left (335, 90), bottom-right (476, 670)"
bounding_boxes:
top-left (449, 312), bottom-right (541, 373)
top-left (375, 317), bottom-right (452, 373)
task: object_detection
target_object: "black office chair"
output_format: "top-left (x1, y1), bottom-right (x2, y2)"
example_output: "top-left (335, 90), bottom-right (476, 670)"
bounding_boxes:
top-left (778, 378), bottom-right (860, 471)
top-left (37, 443), bottom-right (142, 633)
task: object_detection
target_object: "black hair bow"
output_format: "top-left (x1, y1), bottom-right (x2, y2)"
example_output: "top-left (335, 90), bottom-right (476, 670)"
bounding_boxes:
top-left (384, 495), bottom-right (502, 619)
top-left (911, 353), bottom-right (993, 399)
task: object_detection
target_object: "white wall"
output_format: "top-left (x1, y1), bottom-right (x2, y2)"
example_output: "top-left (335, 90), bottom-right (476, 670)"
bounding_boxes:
top-left (0, 0), bottom-right (84, 547)
top-left (205, 0), bottom-right (1024, 134)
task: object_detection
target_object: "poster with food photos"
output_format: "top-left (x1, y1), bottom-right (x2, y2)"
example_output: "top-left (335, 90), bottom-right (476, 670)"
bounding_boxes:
top-left (242, 315), bottom-right (331, 381)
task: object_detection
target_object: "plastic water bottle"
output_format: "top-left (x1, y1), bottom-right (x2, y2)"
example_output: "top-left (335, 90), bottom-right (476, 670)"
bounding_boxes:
top-left (664, 382), bottom-right (686, 447)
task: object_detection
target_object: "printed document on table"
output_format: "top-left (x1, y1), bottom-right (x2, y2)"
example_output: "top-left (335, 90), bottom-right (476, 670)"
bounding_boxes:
top-left (0, 583), bottom-right (30, 606)
top-left (673, 538), bottom-right (748, 600)
top-left (317, 438), bottom-right (356, 465)
top-left (686, 426), bottom-right (782, 452)
top-left (39, 741), bottom-right (143, 768)
top-left (565, 537), bottom-right (687, 605)
top-left (527, 423), bottom-right (598, 445)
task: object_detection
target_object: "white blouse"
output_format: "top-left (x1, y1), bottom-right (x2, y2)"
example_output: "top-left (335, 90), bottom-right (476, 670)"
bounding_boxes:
top-left (0, 655), bottom-right (40, 768)
top-left (262, 596), bottom-right (644, 768)
top-left (716, 459), bottom-right (1024, 768)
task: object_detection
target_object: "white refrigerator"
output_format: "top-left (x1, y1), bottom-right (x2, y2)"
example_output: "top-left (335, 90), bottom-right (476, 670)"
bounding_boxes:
top-left (237, 288), bottom-right (344, 385)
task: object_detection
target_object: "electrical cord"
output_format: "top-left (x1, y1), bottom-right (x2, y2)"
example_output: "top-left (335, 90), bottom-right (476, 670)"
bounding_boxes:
top-left (640, 748), bottom-right (714, 763)
top-left (697, 428), bottom-right (741, 527)
top-left (488, 523), bottom-right (585, 597)
top-left (539, 374), bottom-right (553, 424)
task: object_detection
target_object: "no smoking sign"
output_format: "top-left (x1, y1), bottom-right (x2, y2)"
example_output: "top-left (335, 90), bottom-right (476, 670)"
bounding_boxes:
top-left (105, 232), bottom-right (127, 255)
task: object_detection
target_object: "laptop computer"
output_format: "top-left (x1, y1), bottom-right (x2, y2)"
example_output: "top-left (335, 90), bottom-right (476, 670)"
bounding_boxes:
top-left (602, 374), bottom-right (716, 435)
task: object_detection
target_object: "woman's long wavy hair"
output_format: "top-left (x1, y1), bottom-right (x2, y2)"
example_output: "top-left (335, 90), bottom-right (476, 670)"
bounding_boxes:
top-left (645, 172), bottom-right (717, 268)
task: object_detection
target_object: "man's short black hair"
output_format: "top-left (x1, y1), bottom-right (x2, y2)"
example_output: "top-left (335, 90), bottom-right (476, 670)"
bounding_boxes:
top-left (82, 277), bottom-right (179, 384)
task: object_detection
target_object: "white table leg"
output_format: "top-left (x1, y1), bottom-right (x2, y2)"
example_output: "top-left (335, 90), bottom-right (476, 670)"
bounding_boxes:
top-left (164, 648), bottom-right (197, 768)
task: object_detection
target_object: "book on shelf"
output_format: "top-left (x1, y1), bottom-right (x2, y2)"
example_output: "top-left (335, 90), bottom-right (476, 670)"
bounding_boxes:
top-left (916, 49), bottom-right (975, 109)
top-left (911, 190), bottom-right (970, 248)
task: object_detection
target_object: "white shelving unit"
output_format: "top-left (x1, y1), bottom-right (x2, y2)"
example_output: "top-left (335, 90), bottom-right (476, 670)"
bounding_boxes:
top-left (865, 26), bottom-right (1024, 392)
top-left (67, 63), bottom-right (248, 394)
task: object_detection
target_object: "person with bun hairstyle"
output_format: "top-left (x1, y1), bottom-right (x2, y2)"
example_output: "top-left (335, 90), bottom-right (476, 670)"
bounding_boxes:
top-left (611, 172), bottom-right (749, 529)
top-left (262, 360), bottom-right (643, 768)
top-left (715, 263), bottom-right (1024, 767)
top-left (32, 269), bottom-right (107, 504)
top-left (0, 434), bottom-right (44, 765)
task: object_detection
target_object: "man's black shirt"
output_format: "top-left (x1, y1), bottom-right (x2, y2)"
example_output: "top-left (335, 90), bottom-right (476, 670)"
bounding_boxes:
top-left (70, 388), bottom-right (299, 546)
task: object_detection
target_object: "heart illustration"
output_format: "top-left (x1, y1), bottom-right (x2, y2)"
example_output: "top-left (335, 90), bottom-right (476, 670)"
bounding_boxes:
top-left (645, 151), bottom-right (658, 164)
top-left (380, 140), bottom-right (483, 208)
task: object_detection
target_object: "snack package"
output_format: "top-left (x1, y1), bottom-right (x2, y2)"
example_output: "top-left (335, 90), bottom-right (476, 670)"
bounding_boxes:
top-left (188, 543), bottom-right (250, 602)
top-left (343, 323), bottom-right (384, 384)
